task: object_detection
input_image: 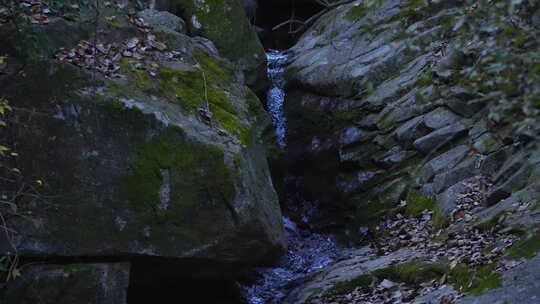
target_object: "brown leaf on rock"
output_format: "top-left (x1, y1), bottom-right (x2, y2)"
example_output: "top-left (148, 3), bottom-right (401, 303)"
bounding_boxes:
top-left (53, 8), bottom-right (185, 79)
top-left (151, 41), bottom-right (167, 51)
top-left (30, 13), bottom-right (47, 23)
top-left (452, 209), bottom-right (466, 221)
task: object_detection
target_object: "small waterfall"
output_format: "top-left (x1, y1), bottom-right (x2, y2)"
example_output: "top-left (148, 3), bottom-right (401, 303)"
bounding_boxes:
top-left (266, 50), bottom-right (289, 148)
top-left (240, 51), bottom-right (344, 304)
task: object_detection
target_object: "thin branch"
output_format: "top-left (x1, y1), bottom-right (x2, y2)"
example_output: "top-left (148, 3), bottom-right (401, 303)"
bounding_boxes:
top-left (272, 19), bottom-right (306, 31)
top-left (273, 0), bottom-right (357, 34)
top-left (201, 70), bottom-right (209, 111)
top-left (314, 0), bottom-right (332, 7)
top-left (7, 254), bottom-right (18, 281)
top-left (0, 211), bottom-right (18, 282)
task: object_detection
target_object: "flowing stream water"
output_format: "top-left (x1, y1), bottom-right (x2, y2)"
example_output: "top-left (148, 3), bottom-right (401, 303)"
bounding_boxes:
top-left (242, 216), bottom-right (342, 304)
top-left (265, 49), bottom-right (289, 148)
top-left (240, 50), bottom-right (344, 304)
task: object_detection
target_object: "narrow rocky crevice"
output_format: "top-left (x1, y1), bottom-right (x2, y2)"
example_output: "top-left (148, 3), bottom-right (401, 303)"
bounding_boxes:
top-left (2, 0), bottom-right (540, 303)
top-left (253, 0), bottom-right (325, 49)
top-left (239, 23), bottom-right (353, 304)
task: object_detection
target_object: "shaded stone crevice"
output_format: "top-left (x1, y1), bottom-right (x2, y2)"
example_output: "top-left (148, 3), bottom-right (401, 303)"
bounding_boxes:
top-left (254, 0), bottom-right (326, 49)
top-left (127, 279), bottom-right (244, 304)
top-left (12, 254), bottom-right (250, 304)
top-left (283, 81), bottom-right (357, 101)
top-left (127, 256), bottom-right (247, 304)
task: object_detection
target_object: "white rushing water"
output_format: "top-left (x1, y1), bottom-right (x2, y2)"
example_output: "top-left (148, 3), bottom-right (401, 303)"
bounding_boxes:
top-left (240, 51), bottom-right (343, 304)
top-left (266, 50), bottom-right (289, 148)
top-left (242, 215), bottom-right (341, 304)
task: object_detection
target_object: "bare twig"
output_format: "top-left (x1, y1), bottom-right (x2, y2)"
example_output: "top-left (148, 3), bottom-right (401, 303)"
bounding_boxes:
top-left (272, 19), bottom-right (305, 32)
top-left (201, 70), bottom-right (209, 111)
top-left (273, 0), bottom-right (356, 34)
top-left (314, 0), bottom-right (332, 7)
top-left (194, 60), bottom-right (213, 126)
top-left (0, 210), bottom-right (18, 282)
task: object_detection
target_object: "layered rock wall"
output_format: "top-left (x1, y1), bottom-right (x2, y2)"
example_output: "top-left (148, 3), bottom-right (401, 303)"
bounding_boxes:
top-left (284, 0), bottom-right (539, 233)
top-left (283, 1), bottom-right (540, 302)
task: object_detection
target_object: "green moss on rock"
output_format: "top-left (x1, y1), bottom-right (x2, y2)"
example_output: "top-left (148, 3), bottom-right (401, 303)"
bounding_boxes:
top-left (449, 263), bottom-right (502, 295)
top-left (390, 8), bottom-right (425, 26)
top-left (120, 59), bottom-right (154, 91)
top-left (327, 259), bottom-right (447, 296)
top-left (349, 196), bottom-right (396, 231)
top-left (157, 66), bottom-right (248, 143)
top-left (326, 258), bottom-right (503, 298)
top-left (122, 128), bottom-right (237, 246)
top-left (372, 259), bottom-right (447, 285)
top-left (194, 50), bottom-right (234, 83)
top-left (118, 53), bottom-right (250, 143)
top-left (413, 71), bottom-right (435, 88)
top-left (432, 207), bottom-right (449, 230)
top-left (328, 274), bottom-right (373, 295)
top-left (345, 4), bottom-right (369, 21)
top-left (506, 230), bottom-right (540, 260)
top-left (405, 193), bottom-right (436, 217)
top-left (171, 0), bottom-right (264, 69)
top-left (475, 211), bottom-right (507, 231)
top-left (431, 232), bottom-right (449, 242)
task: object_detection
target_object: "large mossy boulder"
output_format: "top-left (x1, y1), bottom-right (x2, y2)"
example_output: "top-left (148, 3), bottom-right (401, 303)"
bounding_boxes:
top-left (169, 0), bottom-right (267, 90)
top-left (0, 5), bottom-right (285, 278)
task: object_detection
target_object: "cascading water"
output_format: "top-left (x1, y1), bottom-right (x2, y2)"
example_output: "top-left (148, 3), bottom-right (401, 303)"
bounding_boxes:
top-left (240, 51), bottom-right (344, 304)
top-left (266, 49), bottom-right (289, 148)
top-left (242, 214), bottom-right (342, 304)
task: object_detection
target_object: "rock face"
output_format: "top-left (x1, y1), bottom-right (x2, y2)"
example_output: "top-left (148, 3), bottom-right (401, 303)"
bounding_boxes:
top-left (280, 0), bottom-right (540, 302)
top-left (0, 0), bottom-right (285, 296)
top-left (138, 9), bottom-right (186, 33)
top-left (168, 0), bottom-right (267, 90)
top-left (459, 252), bottom-right (540, 304)
top-left (239, 0), bottom-right (258, 21)
top-left (1, 263), bottom-right (130, 304)
top-left (285, 248), bottom-right (426, 303)
top-left (283, 0), bottom-right (538, 233)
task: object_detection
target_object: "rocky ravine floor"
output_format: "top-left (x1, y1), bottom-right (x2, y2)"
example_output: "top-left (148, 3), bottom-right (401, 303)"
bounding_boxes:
top-left (285, 176), bottom-right (540, 304)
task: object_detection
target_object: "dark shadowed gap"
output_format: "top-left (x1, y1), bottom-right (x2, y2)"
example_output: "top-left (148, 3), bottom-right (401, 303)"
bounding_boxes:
top-left (127, 257), bottom-right (246, 304)
top-left (256, 0), bottom-right (325, 49)
top-left (127, 280), bottom-right (244, 304)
